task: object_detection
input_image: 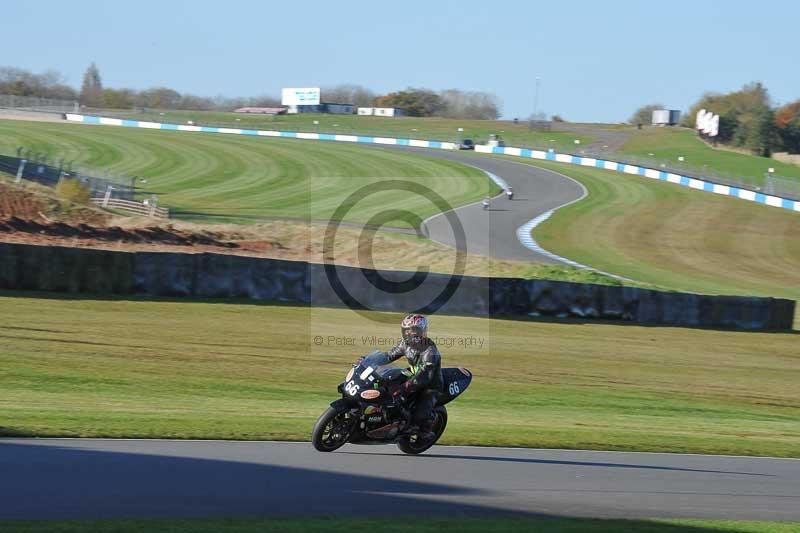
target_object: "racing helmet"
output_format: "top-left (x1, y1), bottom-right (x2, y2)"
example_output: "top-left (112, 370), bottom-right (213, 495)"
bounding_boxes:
top-left (401, 314), bottom-right (428, 345)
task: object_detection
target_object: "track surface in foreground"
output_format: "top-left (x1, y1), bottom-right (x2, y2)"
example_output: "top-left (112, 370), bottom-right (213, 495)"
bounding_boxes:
top-left (2, 439), bottom-right (798, 522)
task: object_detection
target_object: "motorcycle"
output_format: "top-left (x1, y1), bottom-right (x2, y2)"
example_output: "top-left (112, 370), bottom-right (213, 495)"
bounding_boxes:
top-left (312, 350), bottom-right (472, 455)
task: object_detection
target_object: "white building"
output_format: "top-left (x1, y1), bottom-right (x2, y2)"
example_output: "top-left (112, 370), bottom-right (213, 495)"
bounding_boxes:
top-left (357, 107), bottom-right (405, 117)
top-left (287, 103), bottom-right (354, 115)
top-left (651, 109), bottom-right (681, 126)
top-left (375, 107), bottom-right (404, 117)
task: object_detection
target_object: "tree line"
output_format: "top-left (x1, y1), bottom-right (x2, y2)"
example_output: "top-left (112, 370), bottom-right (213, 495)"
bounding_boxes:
top-left (1, 63), bottom-right (501, 120)
top-left (631, 82), bottom-right (800, 156)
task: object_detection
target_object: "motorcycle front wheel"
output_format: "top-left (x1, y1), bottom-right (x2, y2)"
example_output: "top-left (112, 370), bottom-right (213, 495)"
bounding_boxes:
top-left (312, 406), bottom-right (353, 452)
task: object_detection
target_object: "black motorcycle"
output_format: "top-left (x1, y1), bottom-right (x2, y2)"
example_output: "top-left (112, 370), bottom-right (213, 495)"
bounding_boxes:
top-left (312, 351), bottom-right (472, 454)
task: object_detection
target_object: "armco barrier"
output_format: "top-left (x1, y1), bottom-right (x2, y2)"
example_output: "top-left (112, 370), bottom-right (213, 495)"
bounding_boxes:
top-left (473, 145), bottom-right (800, 213)
top-left (0, 243), bottom-right (794, 330)
top-left (64, 114), bottom-right (800, 214)
top-left (64, 114), bottom-right (458, 151)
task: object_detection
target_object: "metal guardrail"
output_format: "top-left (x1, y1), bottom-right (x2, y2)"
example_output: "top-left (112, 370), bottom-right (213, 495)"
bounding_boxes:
top-left (570, 147), bottom-right (800, 201)
top-left (0, 152), bottom-right (135, 200)
top-left (0, 94), bottom-right (78, 113)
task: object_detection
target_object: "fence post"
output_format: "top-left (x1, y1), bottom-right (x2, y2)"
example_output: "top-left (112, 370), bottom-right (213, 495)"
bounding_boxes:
top-left (102, 185), bottom-right (114, 207)
top-left (15, 159), bottom-right (27, 183)
top-left (149, 195), bottom-right (158, 217)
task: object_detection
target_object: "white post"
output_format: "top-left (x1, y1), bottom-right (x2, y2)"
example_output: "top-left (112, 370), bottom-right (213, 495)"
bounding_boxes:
top-left (765, 168), bottom-right (775, 195)
top-left (15, 159), bottom-right (27, 183)
top-left (149, 195), bottom-right (158, 217)
top-left (102, 185), bottom-right (113, 207)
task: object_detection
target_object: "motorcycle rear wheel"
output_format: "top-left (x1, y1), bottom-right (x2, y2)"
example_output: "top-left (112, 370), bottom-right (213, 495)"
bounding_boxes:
top-left (396, 406), bottom-right (448, 455)
top-left (312, 406), bottom-right (353, 452)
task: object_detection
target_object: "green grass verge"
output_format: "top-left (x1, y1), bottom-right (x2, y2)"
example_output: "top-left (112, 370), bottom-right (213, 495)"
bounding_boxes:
top-left (620, 127), bottom-right (800, 187)
top-left (260, 220), bottom-right (640, 286)
top-left (0, 119), bottom-right (496, 225)
top-left (492, 157), bottom-right (800, 304)
top-left (97, 109), bottom-right (593, 151)
top-left (1, 294), bottom-right (798, 457)
top-left (2, 516), bottom-right (798, 533)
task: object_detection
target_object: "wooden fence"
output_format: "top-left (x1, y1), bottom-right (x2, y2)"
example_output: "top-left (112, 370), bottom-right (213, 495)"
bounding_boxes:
top-left (91, 198), bottom-right (169, 218)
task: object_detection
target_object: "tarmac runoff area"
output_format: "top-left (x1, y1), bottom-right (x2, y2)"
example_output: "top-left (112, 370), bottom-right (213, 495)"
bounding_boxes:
top-left (1, 439), bottom-right (798, 521)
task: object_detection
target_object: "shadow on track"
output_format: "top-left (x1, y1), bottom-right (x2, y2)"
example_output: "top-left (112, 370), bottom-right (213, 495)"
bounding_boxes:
top-left (340, 451), bottom-right (773, 477)
top-left (0, 441), bottom-right (774, 531)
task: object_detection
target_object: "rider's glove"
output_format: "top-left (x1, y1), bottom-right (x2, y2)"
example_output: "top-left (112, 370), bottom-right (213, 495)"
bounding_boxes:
top-left (353, 357), bottom-right (364, 366)
top-left (393, 380), bottom-right (414, 403)
top-left (391, 388), bottom-right (406, 404)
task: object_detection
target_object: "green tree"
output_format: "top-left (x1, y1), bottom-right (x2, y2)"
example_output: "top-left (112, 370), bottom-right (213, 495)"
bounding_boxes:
top-left (629, 103), bottom-right (664, 125)
top-left (80, 62), bottom-right (104, 108)
top-left (775, 100), bottom-right (800, 154)
top-left (102, 88), bottom-right (135, 109)
top-left (373, 88), bottom-right (443, 116)
top-left (744, 107), bottom-right (778, 156)
top-left (137, 87), bottom-right (181, 109)
top-left (683, 82), bottom-right (777, 154)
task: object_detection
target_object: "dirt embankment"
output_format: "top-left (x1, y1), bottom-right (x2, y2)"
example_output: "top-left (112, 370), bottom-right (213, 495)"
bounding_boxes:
top-left (0, 180), bottom-right (109, 225)
top-left (0, 180), bottom-right (287, 255)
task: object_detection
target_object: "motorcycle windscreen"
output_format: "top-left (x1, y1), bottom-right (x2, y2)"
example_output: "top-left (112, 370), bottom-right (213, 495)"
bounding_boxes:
top-left (438, 367), bottom-right (472, 405)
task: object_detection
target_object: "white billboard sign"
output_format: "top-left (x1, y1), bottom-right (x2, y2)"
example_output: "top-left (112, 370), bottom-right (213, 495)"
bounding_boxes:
top-left (281, 87), bottom-right (321, 106)
top-left (696, 109), bottom-right (706, 130)
top-left (702, 113), bottom-right (713, 134)
top-left (709, 114), bottom-right (719, 137)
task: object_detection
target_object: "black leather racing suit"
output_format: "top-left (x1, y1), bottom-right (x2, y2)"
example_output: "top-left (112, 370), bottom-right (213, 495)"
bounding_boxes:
top-left (386, 338), bottom-right (443, 428)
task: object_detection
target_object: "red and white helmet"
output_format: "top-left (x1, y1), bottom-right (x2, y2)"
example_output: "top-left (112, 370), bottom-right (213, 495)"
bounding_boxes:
top-left (401, 314), bottom-right (428, 343)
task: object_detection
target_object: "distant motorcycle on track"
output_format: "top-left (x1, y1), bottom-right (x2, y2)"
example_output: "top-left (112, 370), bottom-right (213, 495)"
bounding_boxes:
top-left (312, 351), bottom-right (472, 455)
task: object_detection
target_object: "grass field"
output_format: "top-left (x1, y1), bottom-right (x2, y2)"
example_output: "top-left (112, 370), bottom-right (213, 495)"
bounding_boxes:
top-left (497, 158), bottom-right (800, 303)
top-left (4, 516), bottom-right (798, 533)
top-left (96, 109), bottom-right (593, 151)
top-left (1, 294), bottom-right (798, 457)
top-left (619, 127), bottom-right (800, 187)
top-left (0, 119), bottom-right (496, 225)
top-left (233, 220), bottom-right (628, 285)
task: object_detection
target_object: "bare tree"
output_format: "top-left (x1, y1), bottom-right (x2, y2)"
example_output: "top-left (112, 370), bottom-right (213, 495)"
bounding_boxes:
top-left (438, 89), bottom-right (501, 119)
top-left (322, 84), bottom-right (376, 106)
top-left (0, 66), bottom-right (77, 99)
top-left (80, 62), bottom-right (105, 107)
top-left (629, 103), bottom-right (664, 125)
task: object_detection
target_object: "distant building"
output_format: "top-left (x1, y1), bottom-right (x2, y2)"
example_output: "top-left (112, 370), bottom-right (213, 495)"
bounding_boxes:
top-left (233, 107), bottom-right (287, 115)
top-left (357, 107), bottom-right (405, 117)
top-left (651, 109), bottom-right (681, 126)
top-left (287, 102), bottom-right (354, 115)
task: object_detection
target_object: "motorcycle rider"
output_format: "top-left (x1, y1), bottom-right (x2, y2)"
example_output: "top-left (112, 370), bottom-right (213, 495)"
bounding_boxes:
top-left (384, 314), bottom-right (442, 442)
top-left (506, 186), bottom-right (514, 200)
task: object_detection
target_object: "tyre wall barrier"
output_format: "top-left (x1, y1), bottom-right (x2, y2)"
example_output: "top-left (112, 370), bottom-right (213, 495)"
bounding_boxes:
top-left (0, 243), bottom-right (794, 331)
top-left (64, 114), bottom-right (800, 213)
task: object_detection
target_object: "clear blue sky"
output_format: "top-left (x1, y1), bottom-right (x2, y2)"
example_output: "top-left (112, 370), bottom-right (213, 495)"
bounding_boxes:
top-left (3, 0), bottom-right (798, 122)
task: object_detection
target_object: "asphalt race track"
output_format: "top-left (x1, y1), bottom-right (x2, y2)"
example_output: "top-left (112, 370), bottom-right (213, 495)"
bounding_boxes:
top-left (1, 439), bottom-right (798, 522)
top-left (379, 146), bottom-right (586, 263)
top-left (3, 141), bottom-right (796, 525)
